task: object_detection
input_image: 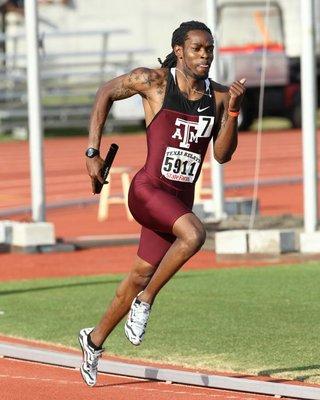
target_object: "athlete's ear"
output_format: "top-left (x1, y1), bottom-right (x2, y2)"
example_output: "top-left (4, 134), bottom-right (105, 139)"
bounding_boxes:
top-left (173, 44), bottom-right (183, 60)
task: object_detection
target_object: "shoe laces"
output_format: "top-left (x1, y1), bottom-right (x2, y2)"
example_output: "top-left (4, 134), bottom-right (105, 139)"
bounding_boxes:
top-left (88, 348), bottom-right (104, 369)
top-left (131, 301), bottom-right (149, 328)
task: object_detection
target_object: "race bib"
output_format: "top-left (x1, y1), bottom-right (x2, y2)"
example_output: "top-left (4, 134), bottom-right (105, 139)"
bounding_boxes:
top-left (161, 147), bottom-right (201, 183)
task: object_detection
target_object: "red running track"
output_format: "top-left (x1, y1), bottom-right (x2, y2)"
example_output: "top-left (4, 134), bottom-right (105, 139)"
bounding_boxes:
top-left (0, 130), bottom-right (320, 225)
top-left (0, 336), bottom-right (299, 400)
top-left (1, 357), bottom-right (290, 400)
top-left (1, 129), bottom-right (320, 239)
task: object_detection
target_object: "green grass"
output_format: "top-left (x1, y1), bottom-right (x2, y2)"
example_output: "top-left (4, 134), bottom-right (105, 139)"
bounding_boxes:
top-left (249, 110), bottom-right (320, 131)
top-left (41, 95), bottom-right (93, 107)
top-left (0, 132), bottom-right (17, 142)
top-left (250, 117), bottom-right (292, 131)
top-left (0, 263), bottom-right (320, 383)
top-left (0, 127), bottom-right (145, 141)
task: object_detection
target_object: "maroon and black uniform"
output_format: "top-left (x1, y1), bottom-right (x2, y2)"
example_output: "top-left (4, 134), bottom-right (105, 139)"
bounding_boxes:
top-left (128, 67), bottom-right (216, 266)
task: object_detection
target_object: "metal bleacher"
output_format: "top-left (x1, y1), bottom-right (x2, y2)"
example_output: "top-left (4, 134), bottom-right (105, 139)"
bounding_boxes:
top-left (0, 29), bottom-right (152, 134)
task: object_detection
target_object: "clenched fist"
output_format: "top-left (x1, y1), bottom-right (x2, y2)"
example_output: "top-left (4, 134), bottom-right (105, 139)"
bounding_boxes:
top-left (228, 78), bottom-right (246, 112)
top-left (86, 156), bottom-right (104, 194)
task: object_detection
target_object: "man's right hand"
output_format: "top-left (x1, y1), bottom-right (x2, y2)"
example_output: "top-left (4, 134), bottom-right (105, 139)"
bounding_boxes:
top-left (86, 156), bottom-right (104, 194)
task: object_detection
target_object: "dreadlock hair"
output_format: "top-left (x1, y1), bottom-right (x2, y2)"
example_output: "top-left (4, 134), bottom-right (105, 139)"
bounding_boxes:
top-left (158, 21), bottom-right (212, 68)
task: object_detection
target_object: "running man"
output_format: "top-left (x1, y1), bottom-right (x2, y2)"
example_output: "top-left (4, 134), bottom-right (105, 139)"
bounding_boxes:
top-left (79, 20), bottom-right (246, 387)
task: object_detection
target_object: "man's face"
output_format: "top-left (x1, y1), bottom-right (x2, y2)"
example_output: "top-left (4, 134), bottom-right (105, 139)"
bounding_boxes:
top-left (177, 30), bottom-right (214, 80)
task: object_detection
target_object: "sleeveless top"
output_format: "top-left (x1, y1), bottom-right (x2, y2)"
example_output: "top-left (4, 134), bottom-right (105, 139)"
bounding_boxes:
top-left (143, 67), bottom-right (216, 191)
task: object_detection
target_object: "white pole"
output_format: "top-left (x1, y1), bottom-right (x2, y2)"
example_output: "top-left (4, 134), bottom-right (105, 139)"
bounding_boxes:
top-left (301, 0), bottom-right (318, 232)
top-left (206, 0), bottom-right (225, 220)
top-left (25, 0), bottom-right (46, 222)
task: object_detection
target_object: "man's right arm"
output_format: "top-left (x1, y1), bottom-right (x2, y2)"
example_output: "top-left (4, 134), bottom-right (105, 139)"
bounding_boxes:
top-left (86, 67), bottom-right (161, 193)
top-left (88, 67), bottom-right (156, 149)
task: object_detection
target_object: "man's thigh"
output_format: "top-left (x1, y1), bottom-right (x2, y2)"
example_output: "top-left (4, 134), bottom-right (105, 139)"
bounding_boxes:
top-left (137, 227), bottom-right (176, 267)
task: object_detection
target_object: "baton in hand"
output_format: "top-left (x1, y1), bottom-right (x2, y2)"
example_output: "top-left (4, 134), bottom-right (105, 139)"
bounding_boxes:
top-left (94, 143), bottom-right (119, 194)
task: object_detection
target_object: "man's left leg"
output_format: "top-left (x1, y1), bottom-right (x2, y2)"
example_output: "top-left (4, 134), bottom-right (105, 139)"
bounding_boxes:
top-left (90, 256), bottom-right (157, 346)
top-left (139, 212), bottom-right (205, 304)
top-left (125, 212), bottom-right (206, 345)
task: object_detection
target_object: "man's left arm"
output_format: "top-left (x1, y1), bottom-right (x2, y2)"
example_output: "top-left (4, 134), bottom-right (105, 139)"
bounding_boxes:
top-left (213, 78), bottom-right (246, 163)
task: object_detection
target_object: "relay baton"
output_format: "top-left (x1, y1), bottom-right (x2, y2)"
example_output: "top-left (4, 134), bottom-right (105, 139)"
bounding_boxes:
top-left (102, 143), bottom-right (119, 183)
top-left (95, 143), bottom-right (119, 194)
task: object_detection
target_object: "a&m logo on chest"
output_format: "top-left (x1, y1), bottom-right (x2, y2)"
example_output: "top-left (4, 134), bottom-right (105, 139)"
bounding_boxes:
top-left (171, 116), bottom-right (214, 149)
top-left (161, 116), bottom-right (214, 183)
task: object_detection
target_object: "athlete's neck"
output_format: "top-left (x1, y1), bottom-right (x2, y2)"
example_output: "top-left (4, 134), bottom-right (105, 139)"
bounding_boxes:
top-left (175, 67), bottom-right (209, 98)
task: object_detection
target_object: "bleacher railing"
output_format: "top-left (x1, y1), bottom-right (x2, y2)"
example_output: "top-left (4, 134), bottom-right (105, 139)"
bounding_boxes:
top-left (0, 29), bottom-right (152, 133)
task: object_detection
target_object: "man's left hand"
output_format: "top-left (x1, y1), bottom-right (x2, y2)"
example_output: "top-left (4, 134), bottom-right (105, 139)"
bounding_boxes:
top-left (228, 78), bottom-right (246, 112)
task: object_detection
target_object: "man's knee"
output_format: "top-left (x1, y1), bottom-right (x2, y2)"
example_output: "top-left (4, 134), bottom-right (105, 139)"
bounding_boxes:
top-left (173, 213), bottom-right (206, 251)
top-left (183, 225), bottom-right (206, 251)
top-left (130, 259), bottom-right (156, 288)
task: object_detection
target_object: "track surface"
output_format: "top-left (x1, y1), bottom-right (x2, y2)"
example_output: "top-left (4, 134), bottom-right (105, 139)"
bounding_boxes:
top-left (1, 129), bottom-right (320, 239)
top-left (0, 336), bottom-right (302, 400)
top-left (1, 356), bottom-right (288, 400)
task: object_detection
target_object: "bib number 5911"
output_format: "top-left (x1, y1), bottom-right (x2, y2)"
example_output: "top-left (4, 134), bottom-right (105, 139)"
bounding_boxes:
top-left (161, 147), bottom-right (201, 183)
top-left (163, 157), bottom-right (197, 176)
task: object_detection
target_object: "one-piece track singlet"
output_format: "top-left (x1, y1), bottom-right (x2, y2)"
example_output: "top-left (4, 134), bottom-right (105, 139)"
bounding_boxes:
top-left (128, 67), bottom-right (217, 266)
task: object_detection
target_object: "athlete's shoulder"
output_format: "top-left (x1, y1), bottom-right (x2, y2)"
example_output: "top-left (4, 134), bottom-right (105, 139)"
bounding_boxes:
top-left (210, 80), bottom-right (229, 94)
top-left (210, 80), bottom-right (230, 108)
top-left (127, 67), bottom-right (168, 90)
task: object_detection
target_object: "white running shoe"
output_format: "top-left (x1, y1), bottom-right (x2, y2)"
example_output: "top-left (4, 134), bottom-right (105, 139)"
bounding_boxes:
top-left (125, 293), bottom-right (151, 346)
top-left (78, 327), bottom-right (104, 387)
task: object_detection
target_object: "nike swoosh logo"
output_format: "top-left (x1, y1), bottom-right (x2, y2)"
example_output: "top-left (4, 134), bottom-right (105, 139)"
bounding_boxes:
top-left (197, 106), bottom-right (210, 113)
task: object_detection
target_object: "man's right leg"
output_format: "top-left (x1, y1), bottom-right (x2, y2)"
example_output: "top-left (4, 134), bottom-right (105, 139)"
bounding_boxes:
top-left (79, 255), bottom-right (157, 386)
